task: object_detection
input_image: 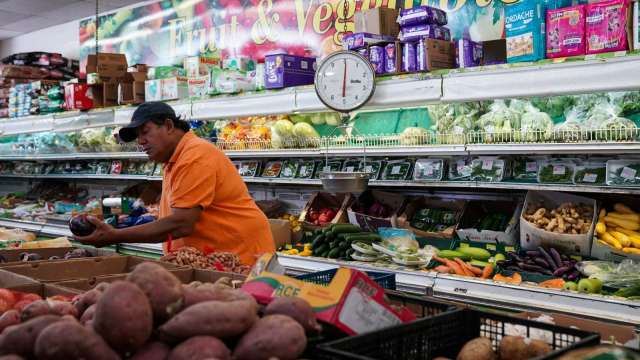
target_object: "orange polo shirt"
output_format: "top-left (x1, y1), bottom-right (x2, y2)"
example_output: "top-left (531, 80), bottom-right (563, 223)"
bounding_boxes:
top-left (160, 131), bottom-right (274, 265)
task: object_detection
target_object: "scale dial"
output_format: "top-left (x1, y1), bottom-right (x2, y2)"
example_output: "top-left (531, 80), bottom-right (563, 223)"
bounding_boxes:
top-left (314, 51), bottom-right (376, 113)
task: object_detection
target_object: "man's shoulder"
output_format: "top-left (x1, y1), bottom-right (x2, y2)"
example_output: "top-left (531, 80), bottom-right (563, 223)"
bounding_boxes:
top-left (180, 134), bottom-right (223, 163)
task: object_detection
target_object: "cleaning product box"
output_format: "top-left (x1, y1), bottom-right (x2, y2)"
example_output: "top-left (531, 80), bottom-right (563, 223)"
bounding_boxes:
top-left (505, 0), bottom-right (547, 63)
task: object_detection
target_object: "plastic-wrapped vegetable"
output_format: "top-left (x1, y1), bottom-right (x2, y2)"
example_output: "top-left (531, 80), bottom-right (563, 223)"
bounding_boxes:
top-left (520, 103), bottom-right (554, 142)
top-left (292, 122), bottom-right (321, 147)
top-left (582, 99), bottom-right (637, 140)
top-left (573, 162), bottom-right (606, 185)
top-left (470, 157), bottom-right (510, 182)
top-left (531, 95), bottom-right (575, 118)
top-left (513, 156), bottom-right (545, 181)
top-left (399, 127), bottom-right (431, 145)
top-left (606, 160), bottom-right (640, 186)
top-left (477, 100), bottom-right (521, 142)
top-left (271, 119), bottom-right (295, 149)
top-left (577, 260), bottom-right (640, 289)
top-left (609, 91), bottom-right (640, 117)
top-left (448, 157), bottom-right (473, 181)
top-left (554, 109), bottom-right (585, 142)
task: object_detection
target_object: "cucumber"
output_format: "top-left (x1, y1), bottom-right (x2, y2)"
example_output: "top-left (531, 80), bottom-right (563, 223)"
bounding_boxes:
top-left (345, 248), bottom-right (355, 257)
top-left (313, 244), bottom-right (329, 256)
top-left (338, 241), bottom-right (350, 251)
top-left (311, 235), bottom-right (325, 249)
top-left (438, 250), bottom-right (469, 260)
top-left (328, 248), bottom-right (341, 259)
top-left (331, 224), bottom-right (361, 235)
top-left (344, 234), bottom-right (382, 243)
top-left (325, 232), bottom-right (336, 241)
top-left (457, 247), bottom-right (491, 261)
top-left (330, 240), bottom-right (341, 249)
top-left (470, 259), bottom-right (491, 267)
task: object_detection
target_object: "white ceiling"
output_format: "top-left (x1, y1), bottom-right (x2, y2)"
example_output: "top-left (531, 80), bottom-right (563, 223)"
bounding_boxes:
top-left (0, 0), bottom-right (145, 40)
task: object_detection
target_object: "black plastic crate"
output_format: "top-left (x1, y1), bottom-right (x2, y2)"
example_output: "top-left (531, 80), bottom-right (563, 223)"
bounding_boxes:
top-left (317, 308), bottom-right (600, 360)
top-left (296, 268), bottom-right (396, 290)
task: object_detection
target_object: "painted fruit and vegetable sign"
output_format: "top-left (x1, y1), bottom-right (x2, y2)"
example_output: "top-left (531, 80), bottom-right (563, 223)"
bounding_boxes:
top-left (79, 0), bottom-right (515, 69)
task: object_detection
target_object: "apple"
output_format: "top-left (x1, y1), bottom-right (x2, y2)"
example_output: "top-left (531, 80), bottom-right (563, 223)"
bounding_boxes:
top-left (563, 281), bottom-right (578, 291)
top-left (578, 278), bottom-right (602, 294)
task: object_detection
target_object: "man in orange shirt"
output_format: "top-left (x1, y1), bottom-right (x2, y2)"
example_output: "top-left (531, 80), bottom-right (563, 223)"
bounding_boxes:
top-left (76, 102), bottom-right (275, 265)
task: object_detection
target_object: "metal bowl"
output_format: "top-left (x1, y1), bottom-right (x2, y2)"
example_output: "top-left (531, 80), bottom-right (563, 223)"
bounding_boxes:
top-left (319, 172), bottom-right (370, 194)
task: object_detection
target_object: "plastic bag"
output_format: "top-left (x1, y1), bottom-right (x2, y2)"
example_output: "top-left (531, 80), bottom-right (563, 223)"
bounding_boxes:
top-left (478, 100), bottom-right (521, 142)
top-left (378, 228), bottom-right (419, 254)
top-left (520, 102), bottom-right (554, 141)
top-left (576, 259), bottom-right (640, 288)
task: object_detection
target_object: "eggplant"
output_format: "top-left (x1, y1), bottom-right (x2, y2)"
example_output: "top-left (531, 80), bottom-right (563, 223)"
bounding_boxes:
top-left (562, 260), bottom-right (573, 267)
top-left (549, 248), bottom-right (563, 269)
top-left (567, 271), bottom-right (579, 282)
top-left (519, 262), bottom-right (548, 274)
top-left (538, 247), bottom-right (558, 271)
top-left (506, 266), bottom-right (521, 272)
top-left (496, 260), bottom-right (515, 267)
top-left (69, 215), bottom-right (96, 237)
top-left (533, 258), bottom-right (550, 269)
top-left (526, 250), bottom-right (541, 257)
top-left (507, 252), bottom-right (524, 263)
top-left (553, 266), bottom-right (571, 277)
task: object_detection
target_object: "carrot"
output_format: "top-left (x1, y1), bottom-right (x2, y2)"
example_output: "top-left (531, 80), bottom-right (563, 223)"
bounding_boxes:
top-left (460, 261), bottom-right (482, 276)
top-left (434, 265), bottom-right (451, 273)
top-left (481, 265), bottom-right (494, 279)
top-left (454, 258), bottom-right (476, 277)
top-left (539, 278), bottom-right (565, 289)
top-left (434, 256), bottom-right (466, 276)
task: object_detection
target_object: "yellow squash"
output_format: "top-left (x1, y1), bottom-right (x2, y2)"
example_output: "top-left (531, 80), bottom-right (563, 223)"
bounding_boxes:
top-left (610, 231), bottom-right (632, 247)
top-left (601, 233), bottom-right (623, 250)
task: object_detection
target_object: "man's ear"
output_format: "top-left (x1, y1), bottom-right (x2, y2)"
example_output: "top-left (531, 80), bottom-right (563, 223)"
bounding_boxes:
top-left (165, 118), bottom-right (175, 132)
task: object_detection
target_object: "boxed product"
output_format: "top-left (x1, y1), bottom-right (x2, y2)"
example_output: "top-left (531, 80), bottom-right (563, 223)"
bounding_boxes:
top-left (456, 39), bottom-right (483, 68)
top-left (183, 56), bottom-right (220, 77)
top-left (242, 254), bottom-right (416, 336)
top-left (215, 69), bottom-right (254, 94)
top-left (354, 7), bottom-right (400, 37)
top-left (148, 66), bottom-right (185, 80)
top-left (416, 38), bottom-right (455, 72)
top-left (470, 157), bottom-right (511, 182)
top-left (381, 159), bottom-right (414, 181)
top-left (606, 159), bottom-right (640, 186)
top-left (343, 33), bottom-right (395, 50)
top-left (413, 159), bottom-right (445, 181)
top-left (264, 54), bottom-right (316, 89)
top-left (187, 76), bottom-right (209, 99)
top-left (448, 157), bottom-right (473, 181)
top-left (456, 199), bottom-right (523, 245)
top-left (537, 160), bottom-right (577, 184)
top-left (513, 156), bottom-right (546, 181)
top-left (348, 190), bottom-right (406, 232)
top-left (586, 0), bottom-right (630, 54)
top-left (398, 196), bottom-right (466, 239)
top-left (546, 5), bottom-right (586, 58)
top-left (399, 24), bottom-right (451, 42)
top-left (64, 83), bottom-right (94, 110)
top-left (85, 53), bottom-right (128, 83)
top-left (505, 0), bottom-right (547, 63)
top-left (573, 161), bottom-right (606, 185)
top-left (397, 5), bottom-right (448, 27)
top-left (144, 79), bottom-right (162, 101)
top-left (161, 77), bottom-right (189, 100)
top-left (299, 192), bottom-right (353, 229)
top-left (383, 42), bottom-right (402, 74)
top-left (223, 56), bottom-right (256, 72)
top-left (369, 45), bottom-right (386, 74)
top-left (520, 190), bottom-right (596, 256)
top-left (118, 71), bottom-right (147, 105)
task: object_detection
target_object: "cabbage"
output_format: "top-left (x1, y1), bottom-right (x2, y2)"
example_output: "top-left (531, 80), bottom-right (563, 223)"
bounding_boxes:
top-left (478, 100), bottom-right (521, 142)
top-left (309, 113), bottom-right (326, 125)
top-left (399, 127), bottom-right (430, 145)
top-left (292, 122), bottom-right (320, 147)
top-left (531, 96), bottom-right (575, 118)
top-left (289, 114), bottom-right (312, 124)
top-left (270, 119), bottom-right (295, 148)
top-left (324, 113), bottom-right (342, 127)
top-left (271, 130), bottom-right (285, 149)
top-left (273, 119), bottom-right (294, 137)
top-left (520, 103), bottom-right (554, 142)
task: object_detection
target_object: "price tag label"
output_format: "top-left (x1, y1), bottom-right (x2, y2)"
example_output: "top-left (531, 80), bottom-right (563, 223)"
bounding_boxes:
top-left (526, 162), bottom-right (538, 172)
top-left (283, 168), bottom-right (292, 177)
top-left (621, 166), bottom-right (637, 180)
top-left (553, 165), bottom-right (566, 175)
top-left (346, 166), bottom-right (355, 172)
top-left (391, 166), bottom-right (401, 175)
top-left (583, 173), bottom-right (598, 183)
top-left (323, 166), bottom-right (331, 172)
top-left (482, 159), bottom-right (493, 170)
top-left (299, 166), bottom-right (307, 175)
top-left (365, 165), bottom-right (373, 173)
top-left (456, 160), bottom-right (465, 173)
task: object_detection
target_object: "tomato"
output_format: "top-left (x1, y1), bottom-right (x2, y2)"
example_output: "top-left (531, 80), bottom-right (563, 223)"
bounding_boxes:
top-left (318, 214), bottom-right (331, 223)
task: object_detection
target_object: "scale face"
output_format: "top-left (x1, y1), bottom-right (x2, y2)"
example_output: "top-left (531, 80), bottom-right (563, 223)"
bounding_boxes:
top-left (314, 51), bottom-right (376, 113)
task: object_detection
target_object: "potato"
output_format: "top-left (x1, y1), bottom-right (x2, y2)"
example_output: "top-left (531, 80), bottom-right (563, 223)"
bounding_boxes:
top-left (527, 339), bottom-right (552, 357)
top-left (34, 319), bottom-right (120, 360)
top-left (457, 337), bottom-right (495, 360)
top-left (20, 300), bottom-right (52, 321)
top-left (159, 300), bottom-right (257, 340)
top-left (233, 315), bottom-right (306, 360)
top-left (181, 284), bottom-right (253, 309)
top-left (93, 281), bottom-right (153, 353)
top-left (264, 297), bottom-right (321, 333)
top-left (0, 310), bottom-right (20, 334)
top-left (95, 282), bottom-right (111, 292)
top-left (168, 336), bottom-right (230, 360)
top-left (72, 288), bottom-right (103, 316)
top-left (126, 262), bottom-right (184, 321)
top-left (499, 336), bottom-right (529, 360)
top-left (129, 341), bottom-right (170, 360)
top-left (0, 355), bottom-right (24, 360)
top-left (49, 300), bottom-right (78, 318)
top-left (214, 277), bottom-right (232, 287)
top-left (0, 315), bottom-right (60, 357)
top-left (80, 304), bottom-right (96, 327)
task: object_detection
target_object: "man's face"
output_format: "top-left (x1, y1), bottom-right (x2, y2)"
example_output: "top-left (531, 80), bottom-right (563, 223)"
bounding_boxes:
top-left (136, 121), bottom-right (173, 162)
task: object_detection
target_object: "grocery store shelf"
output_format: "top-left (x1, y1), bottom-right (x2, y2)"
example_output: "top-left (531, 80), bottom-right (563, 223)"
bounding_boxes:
top-left (442, 55), bottom-right (640, 102)
top-left (0, 174), bottom-right (159, 181)
top-left (466, 142), bottom-right (640, 155)
top-left (0, 152), bottom-right (147, 161)
top-left (433, 274), bottom-right (640, 326)
top-left (120, 243), bottom-right (164, 255)
top-left (277, 254), bottom-right (436, 294)
top-left (0, 218), bottom-right (71, 237)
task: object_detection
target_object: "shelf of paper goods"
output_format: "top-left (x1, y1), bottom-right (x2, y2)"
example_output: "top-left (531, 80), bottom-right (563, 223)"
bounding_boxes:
top-left (276, 254), bottom-right (640, 327)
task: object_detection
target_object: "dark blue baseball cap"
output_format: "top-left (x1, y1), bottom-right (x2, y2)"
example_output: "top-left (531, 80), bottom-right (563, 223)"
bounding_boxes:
top-left (118, 102), bottom-right (178, 142)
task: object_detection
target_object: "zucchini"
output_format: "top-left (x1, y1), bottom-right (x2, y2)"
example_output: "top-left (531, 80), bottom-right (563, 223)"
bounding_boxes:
top-left (344, 234), bottom-right (382, 243)
top-left (331, 224), bottom-right (361, 235)
top-left (325, 232), bottom-right (336, 241)
top-left (338, 241), bottom-right (350, 251)
top-left (329, 240), bottom-right (341, 249)
top-left (328, 248), bottom-right (341, 259)
top-left (311, 235), bottom-right (325, 249)
top-left (313, 244), bottom-right (329, 256)
top-left (345, 248), bottom-right (355, 257)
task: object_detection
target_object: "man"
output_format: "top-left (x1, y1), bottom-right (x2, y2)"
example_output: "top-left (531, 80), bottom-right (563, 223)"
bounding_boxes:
top-left (76, 102), bottom-right (275, 265)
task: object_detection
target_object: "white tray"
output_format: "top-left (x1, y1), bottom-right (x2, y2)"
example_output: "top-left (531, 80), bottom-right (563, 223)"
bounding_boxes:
top-left (372, 242), bottom-right (398, 257)
top-left (350, 252), bottom-right (380, 262)
top-left (351, 242), bottom-right (379, 255)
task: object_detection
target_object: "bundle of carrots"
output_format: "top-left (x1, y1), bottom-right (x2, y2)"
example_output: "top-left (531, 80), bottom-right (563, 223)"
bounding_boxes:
top-left (433, 256), bottom-right (494, 279)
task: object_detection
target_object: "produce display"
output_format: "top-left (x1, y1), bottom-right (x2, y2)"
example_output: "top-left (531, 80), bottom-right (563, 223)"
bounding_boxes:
top-left (594, 204), bottom-right (640, 255)
top-left (160, 247), bottom-right (251, 275)
top-left (496, 247), bottom-right (579, 279)
top-left (522, 202), bottom-right (593, 235)
top-left (469, 213), bottom-right (511, 232)
top-left (537, 161), bottom-right (576, 184)
top-left (573, 162), bottom-right (607, 185)
top-left (304, 208), bottom-right (337, 226)
top-left (470, 158), bottom-right (510, 182)
top-left (410, 207), bottom-right (459, 233)
top-left (310, 224), bottom-right (380, 260)
top-left (0, 248), bottom-right (96, 263)
top-left (381, 160), bottom-right (413, 181)
top-left (606, 160), bottom-right (640, 186)
top-left (457, 336), bottom-right (551, 360)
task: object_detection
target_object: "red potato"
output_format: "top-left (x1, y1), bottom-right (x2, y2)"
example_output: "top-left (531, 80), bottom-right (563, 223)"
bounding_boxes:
top-left (80, 304), bottom-right (96, 327)
top-left (0, 355), bottom-right (24, 360)
top-left (233, 314), bottom-right (307, 360)
top-left (48, 300), bottom-right (78, 318)
top-left (168, 336), bottom-right (230, 360)
top-left (93, 281), bottom-right (153, 354)
top-left (34, 320), bottom-right (120, 360)
top-left (94, 282), bottom-right (111, 292)
top-left (181, 284), bottom-right (254, 309)
top-left (264, 297), bottom-right (321, 333)
top-left (129, 341), bottom-right (170, 360)
top-left (0, 315), bottom-right (60, 357)
top-left (0, 310), bottom-right (20, 334)
top-left (126, 262), bottom-right (184, 321)
top-left (159, 300), bottom-right (257, 340)
top-left (20, 300), bottom-right (51, 321)
top-left (72, 288), bottom-right (103, 317)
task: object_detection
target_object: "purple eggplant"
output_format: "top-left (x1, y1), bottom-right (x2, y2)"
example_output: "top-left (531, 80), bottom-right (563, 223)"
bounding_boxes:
top-left (538, 247), bottom-right (558, 271)
top-left (534, 258), bottom-right (550, 269)
top-left (507, 266), bottom-right (521, 272)
top-left (562, 260), bottom-right (573, 267)
top-left (567, 271), bottom-right (579, 282)
top-left (518, 262), bottom-right (551, 274)
top-left (553, 266), bottom-right (571, 277)
top-left (526, 250), bottom-right (541, 257)
top-left (549, 248), bottom-right (563, 269)
top-left (507, 252), bottom-right (524, 262)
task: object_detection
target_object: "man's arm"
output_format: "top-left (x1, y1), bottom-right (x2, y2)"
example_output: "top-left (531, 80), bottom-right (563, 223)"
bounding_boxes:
top-left (75, 207), bottom-right (201, 247)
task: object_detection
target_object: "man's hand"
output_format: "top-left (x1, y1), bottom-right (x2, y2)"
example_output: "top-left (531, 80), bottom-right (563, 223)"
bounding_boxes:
top-left (74, 216), bottom-right (117, 247)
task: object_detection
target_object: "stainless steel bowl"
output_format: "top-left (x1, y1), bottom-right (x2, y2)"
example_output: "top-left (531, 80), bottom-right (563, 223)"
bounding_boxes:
top-left (319, 172), bottom-right (370, 194)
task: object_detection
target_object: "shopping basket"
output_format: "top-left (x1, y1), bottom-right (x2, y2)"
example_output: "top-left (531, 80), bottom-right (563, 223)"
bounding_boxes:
top-left (295, 268), bottom-right (396, 291)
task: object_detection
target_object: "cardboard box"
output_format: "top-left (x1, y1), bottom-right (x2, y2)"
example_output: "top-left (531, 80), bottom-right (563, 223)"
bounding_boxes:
top-left (0, 256), bottom-right (182, 282)
top-left (64, 83), bottom-right (94, 110)
top-left (264, 54), bottom-right (316, 89)
top-left (520, 191), bottom-right (596, 256)
top-left (91, 82), bottom-right (119, 108)
top-left (129, 64), bottom-right (148, 73)
top-left (242, 254), bottom-right (416, 335)
top-left (54, 268), bottom-right (246, 291)
top-left (85, 53), bottom-right (128, 83)
top-left (347, 190), bottom-right (406, 232)
top-left (416, 39), bottom-right (455, 72)
top-left (161, 77), bottom-right (189, 100)
top-left (145, 79), bottom-right (162, 101)
top-left (343, 32), bottom-right (395, 50)
top-left (188, 76), bottom-right (209, 98)
top-left (354, 7), bottom-right (400, 37)
top-left (398, 196), bottom-right (466, 240)
top-left (299, 192), bottom-right (353, 231)
top-left (0, 247), bottom-right (117, 266)
top-left (0, 268), bottom-right (40, 288)
top-left (119, 71), bottom-right (147, 105)
top-left (269, 219), bottom-right (292, 249)
top-left (9, 282), bottom-right (82, 296)
top-left (456, 200), bottom-right (523, 245)
top-left (184, 56), bottom-right (220, 77)
top-left (482, 39), bottom-right (507, 65)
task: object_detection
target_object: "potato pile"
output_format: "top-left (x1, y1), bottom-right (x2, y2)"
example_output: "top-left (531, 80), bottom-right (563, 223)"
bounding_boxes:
top-left (523, 202), bottom-right (593, 234)
top-left (0, 262), bottom-right (316, 360)
top-left (160, 247), bottom-right (251, 275)
top-left (453, 336), bottom-right (552, 360)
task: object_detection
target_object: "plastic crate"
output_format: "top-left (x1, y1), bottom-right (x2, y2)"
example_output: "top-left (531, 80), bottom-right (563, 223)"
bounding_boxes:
top-left (317, 308), bottom-right (600, 360)
top-left (295, 268), bottom-right (396, 291)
